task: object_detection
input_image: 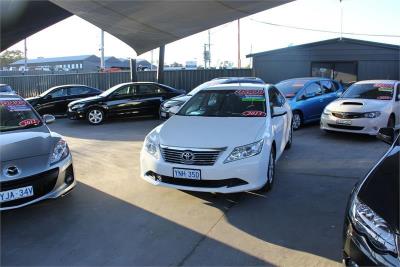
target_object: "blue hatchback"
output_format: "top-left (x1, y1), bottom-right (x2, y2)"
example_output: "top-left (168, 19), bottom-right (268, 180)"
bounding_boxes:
top-left (276, 77), bottom-right (344, 129)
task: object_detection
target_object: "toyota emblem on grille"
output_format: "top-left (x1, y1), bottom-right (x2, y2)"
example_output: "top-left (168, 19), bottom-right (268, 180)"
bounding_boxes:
top-left (181, 151), bottom-right (194, 162)
top-left (4, 166), bottom-right (20, 177)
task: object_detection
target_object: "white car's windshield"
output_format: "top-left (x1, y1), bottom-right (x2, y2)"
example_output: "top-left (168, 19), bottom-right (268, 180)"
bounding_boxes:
top-left (342, 82), bottom-right (394, 100)
top-left (0, 99), bottom-right (42, 132)
top-left (187, 80), bottom-right (223, 96)
top-left (177, 89), bottom-right (267, 117)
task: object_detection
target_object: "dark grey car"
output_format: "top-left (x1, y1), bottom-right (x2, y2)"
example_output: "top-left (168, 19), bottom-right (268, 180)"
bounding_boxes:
top-left (0, 94), bottom-right (75, 210)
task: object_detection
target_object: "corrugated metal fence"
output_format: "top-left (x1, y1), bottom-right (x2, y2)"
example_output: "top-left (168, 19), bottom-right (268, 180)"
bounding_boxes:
top-left (0, 69), bottom-right (253, 97)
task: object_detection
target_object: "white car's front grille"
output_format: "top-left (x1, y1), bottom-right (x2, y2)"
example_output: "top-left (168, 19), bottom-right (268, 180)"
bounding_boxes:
top-left (160, 146), bottom-right (223, 166)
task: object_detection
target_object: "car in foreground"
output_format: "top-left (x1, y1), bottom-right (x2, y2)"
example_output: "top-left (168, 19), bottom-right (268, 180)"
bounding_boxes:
top-left (68, 82), bottom-right (184, 124)
top-left (0, 84), bottom-right (16, 94)
top-left (140, 83), bottom-right (292, 193)
top-left (321, 80), bottom-right (400, 135)
top-left (276, 77), bottom-right (344, 130)
top-left (26, 84), bottom-right (102, 116)
top-left (159, 77), bottom-right (265, 119)
top-left (0, 94), bottom-right (75, 210)
top-left (343, 127), bottom-right (399, 266)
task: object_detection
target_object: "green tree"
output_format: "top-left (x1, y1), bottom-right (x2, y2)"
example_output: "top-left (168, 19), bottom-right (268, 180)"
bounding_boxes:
top-left (0, 50), bottom-right (24, 68)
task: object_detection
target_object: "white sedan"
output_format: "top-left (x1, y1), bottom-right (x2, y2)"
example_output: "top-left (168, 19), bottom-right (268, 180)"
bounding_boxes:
top-left (321, 80), bottom-right (400, 135)
top-left (140, 83), bottom-right (292, 193)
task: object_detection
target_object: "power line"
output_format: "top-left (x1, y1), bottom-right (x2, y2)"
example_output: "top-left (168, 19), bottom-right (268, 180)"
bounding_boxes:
top-left (249, 18), bottom-right (400, 38)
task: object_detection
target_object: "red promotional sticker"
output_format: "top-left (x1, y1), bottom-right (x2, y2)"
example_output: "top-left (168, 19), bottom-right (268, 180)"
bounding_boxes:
top-left (242, 110), bottom-right (266, 117)
top-left (235, 90), bottom-right (264, 96)
top-left (19, 119), bottom-right (40, 126)
top-left (374, 83), bottom-right (394, 88)
top-left (0, 100), bottom-right (26, 106)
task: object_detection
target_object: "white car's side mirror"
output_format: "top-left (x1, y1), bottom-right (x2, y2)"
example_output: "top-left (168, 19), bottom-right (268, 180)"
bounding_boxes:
top-left (272, 106), bottom-right (287, 118)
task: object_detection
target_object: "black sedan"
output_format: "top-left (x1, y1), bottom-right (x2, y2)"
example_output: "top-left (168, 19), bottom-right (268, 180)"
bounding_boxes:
top-left (26, 84), bottom-right (101, 115)
top-left (67, 82), bottom-right (184, 124)
top-left (343, 127), bottom-right (399, 266)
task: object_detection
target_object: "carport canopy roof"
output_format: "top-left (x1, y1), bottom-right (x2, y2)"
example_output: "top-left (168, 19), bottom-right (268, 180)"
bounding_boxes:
top-left (1, 0), bottom-right (293, 54)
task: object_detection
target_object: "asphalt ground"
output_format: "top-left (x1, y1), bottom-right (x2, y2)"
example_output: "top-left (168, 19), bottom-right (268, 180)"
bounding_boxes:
top-left (1, 117), bottom-right (389, 266)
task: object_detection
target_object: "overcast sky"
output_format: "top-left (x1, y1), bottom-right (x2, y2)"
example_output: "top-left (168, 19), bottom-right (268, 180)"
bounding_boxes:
top-left (5, 0), bottom-right (400, 67)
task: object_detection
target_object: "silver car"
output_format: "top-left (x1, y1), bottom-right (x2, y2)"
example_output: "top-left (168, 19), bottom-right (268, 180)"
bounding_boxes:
top-left (0, 94), bottom-right (75, 210)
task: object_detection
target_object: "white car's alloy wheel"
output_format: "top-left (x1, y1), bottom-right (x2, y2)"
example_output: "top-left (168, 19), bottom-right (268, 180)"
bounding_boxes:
top-left (88, 109), bottom-right (103, 124)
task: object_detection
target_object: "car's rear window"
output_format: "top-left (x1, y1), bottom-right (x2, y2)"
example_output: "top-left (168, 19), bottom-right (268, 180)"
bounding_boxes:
top-left (177, 89), bottom-right (267, 117)
top-left (342, 82), bottom-right (395, 100)
top-left (0, 99), bottom-right (42, 132)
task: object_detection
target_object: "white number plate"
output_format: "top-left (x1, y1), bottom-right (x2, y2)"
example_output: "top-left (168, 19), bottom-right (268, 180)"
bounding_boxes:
top-left (0, 186), bottom-right (34, 203)
top-left (160, 112), bottom-right (167, 118)
top-left (173, 168), bottom-right (201, 180)
top-left (337, 119), bottom-right (352, 125)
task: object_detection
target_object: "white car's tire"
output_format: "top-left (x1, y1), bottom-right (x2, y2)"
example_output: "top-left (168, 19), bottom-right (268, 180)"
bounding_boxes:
top-left (259, 147), bottom-right (275, 192)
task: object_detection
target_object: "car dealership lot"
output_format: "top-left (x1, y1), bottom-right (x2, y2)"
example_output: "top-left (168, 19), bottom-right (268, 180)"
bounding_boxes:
top-left (1, 118), bottom-right (388, 266)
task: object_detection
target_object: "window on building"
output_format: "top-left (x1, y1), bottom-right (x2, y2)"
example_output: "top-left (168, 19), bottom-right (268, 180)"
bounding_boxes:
top-left (311, 62), bottom-right (357, 83)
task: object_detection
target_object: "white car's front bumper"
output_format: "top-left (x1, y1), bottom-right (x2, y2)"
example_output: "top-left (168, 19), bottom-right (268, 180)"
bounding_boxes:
top-left (140, 147), bottom-right (269, 193)
top-left (320, 113), bottom-right (388, 135)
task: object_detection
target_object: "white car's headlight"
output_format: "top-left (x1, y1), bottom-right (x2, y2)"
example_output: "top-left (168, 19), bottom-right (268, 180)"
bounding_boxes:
top-left (323, 108), bottom-right (331, 115)
top-left (350, 197), bottom-right (397, 254)
top-left (70, 103), bottom-right (85, 110)
top-left (363, 111), bottom-right (381, 118)
top-left (49, 139), bottom-right (70, 165)
top-left (224, 140), bottom-right (263, 163)
top-left (144, 131), bottom-right (160, 159)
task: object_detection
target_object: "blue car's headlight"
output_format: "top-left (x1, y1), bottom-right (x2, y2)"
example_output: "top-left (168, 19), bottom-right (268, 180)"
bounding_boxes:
top-left (224, 140), bottom-right (264, 163)
top-left (49, 139), bottom-right (70, 165)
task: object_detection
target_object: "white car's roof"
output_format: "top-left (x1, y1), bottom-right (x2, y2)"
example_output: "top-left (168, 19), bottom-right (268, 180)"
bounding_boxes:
top-left (356, 80), bottom-right (399, 84)
top-left (201, 83), bottom-right (267, 91)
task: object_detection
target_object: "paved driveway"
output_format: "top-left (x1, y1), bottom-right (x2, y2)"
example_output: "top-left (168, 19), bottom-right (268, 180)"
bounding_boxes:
top-left (1, 118), bottom-right (388, 266)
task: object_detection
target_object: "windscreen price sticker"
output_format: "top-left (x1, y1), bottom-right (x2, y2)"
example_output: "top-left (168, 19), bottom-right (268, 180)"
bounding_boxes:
top-left (242, 110), bottom-right (266, 117)
top-left (0, 100), bottom-right (31, 112)
top-left (19, 119), bottom-right (40, 126)
top-left (374, 83), bottom-right (394, 89)
top-left (235, 90), bottom-right (266, 102)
